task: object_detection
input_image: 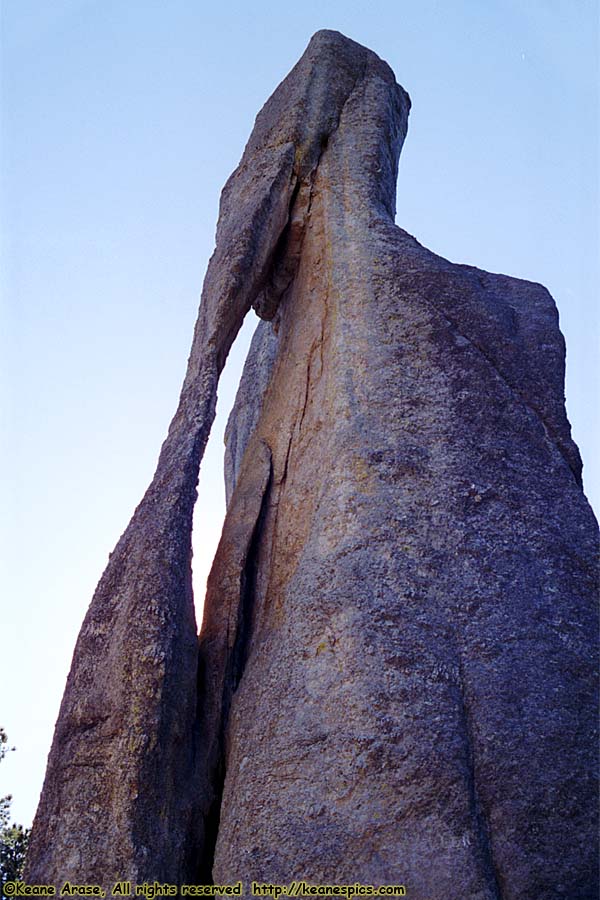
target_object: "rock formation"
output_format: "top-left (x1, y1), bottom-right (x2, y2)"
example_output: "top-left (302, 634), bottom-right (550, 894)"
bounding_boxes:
top-left (25, 30), bottom-right (598, 900)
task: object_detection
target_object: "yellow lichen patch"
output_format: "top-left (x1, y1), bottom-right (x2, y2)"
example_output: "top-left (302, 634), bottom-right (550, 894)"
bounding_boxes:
top-left (352, 454), bottom-right (375, 495)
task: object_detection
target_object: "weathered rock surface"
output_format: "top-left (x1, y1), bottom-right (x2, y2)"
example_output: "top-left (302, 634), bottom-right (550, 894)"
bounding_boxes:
top-left (27, 29), bottom-right (598, 900)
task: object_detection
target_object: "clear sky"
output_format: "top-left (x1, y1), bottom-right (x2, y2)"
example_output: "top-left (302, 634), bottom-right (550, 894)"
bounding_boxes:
top-left (1, 0), bottom-right (598, 827)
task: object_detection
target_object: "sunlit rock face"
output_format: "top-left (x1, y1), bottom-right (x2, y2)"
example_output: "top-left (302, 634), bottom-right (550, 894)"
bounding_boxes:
top-left (27, 30), bottom-right (598, 900)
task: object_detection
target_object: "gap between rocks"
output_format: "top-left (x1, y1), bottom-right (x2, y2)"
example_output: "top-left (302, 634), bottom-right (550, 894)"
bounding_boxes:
top-left (190, 151), bottom-right (325, 631)
top-left (191, 314), bottom-right (257, 630)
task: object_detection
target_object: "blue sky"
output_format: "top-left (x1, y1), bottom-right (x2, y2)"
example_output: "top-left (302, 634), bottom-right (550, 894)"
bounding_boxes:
top-left (1, 0), bottom-right (598, 826)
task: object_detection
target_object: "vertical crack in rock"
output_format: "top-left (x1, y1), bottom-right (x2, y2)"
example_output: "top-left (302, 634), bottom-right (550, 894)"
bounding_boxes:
top-left (195, 440), bottom-right (273, 884)
top-left (197, 453), bottom-right (273, 883)
top-left (455, 655), bottom-right (503, 900)
top-left (27, 28), bottom-right (598, 900)
top-left (230, 464), bottom-right (273, 692)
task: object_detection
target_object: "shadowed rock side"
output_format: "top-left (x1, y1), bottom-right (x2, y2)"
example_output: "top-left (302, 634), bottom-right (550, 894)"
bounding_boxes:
top-left (26, 29), bottom-right (598, 900)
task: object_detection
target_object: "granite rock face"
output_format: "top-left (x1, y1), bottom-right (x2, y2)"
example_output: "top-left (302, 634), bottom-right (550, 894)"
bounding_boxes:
top-left (26, 30), bottom-right (598, 900)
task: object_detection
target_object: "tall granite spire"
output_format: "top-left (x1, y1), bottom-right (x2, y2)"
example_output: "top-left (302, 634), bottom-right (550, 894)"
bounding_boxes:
top-left (26, 30), bottom-right (598, 900)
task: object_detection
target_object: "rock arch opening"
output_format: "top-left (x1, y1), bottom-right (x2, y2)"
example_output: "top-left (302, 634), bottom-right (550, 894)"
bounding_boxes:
top-left (191, 313), bottom-right (257, 629)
